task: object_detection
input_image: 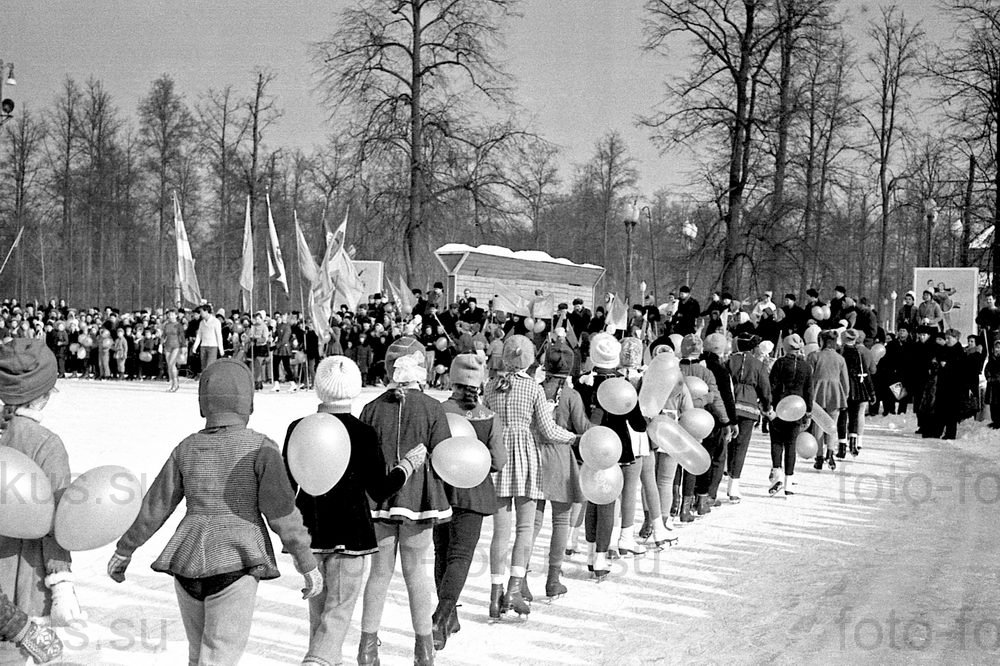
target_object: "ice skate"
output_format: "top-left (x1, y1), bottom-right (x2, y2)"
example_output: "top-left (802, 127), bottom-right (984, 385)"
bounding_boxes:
top-left (651, 519), bottom-right (678, 548)
top-left (504, 577), bottom-right (531, 618)
top-left (618, 527), bottom-right (646, 557)
top-left (727, 477), bottom-right (742, 503)
top-left (545, 567), bottom-right (567, 601)
top-left (849, 434), bottom-right (859, 456)
top-left (826, 450), bottom-right (837, 471)
top-left (591, 552), bottom-right (610, 582)
top-left (488, 583), bottom-right (506, 622)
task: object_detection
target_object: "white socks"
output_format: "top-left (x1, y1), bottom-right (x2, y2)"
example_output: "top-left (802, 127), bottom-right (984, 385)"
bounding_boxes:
top-left (727, 477), bottom-right (741, 498)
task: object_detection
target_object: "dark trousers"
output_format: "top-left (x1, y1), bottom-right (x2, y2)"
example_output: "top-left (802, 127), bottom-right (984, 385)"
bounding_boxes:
top-left (673, 466), bottom-right (696, 498)
top-left (696, 428), bottom-right (727, 497)
top-left (769, 419), bottom-right (801, 475)
top-left (584, 501), bottom-right (615, 552)
top-left (273, 354), bottom-right (293, 383)
top-left (433, 509), bottom-right (484, 605)
top-left (728, 418), bottom-right (756, 479)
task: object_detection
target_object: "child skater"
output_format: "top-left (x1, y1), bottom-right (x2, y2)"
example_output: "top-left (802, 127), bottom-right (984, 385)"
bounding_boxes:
top-left (284, 356), bottom-right (427, 666)
top-left (357, 337), bottom-right (452, 666)
top-left (0, 339), bottom-right (82, 664)
top-left (768, 334), bottom-right (814, 496)
top-left (434, 354), bottom-right (505, 650)
top-left (108, 359), bottom-right (322, 666)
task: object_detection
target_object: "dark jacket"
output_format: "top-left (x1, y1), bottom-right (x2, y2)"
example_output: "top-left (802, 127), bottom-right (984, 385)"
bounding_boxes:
top-left (769, 354), bottom-right (814, 412)
top-left (578, 370), bottom-right (645, 466)
top-left (727, 351), bottom-right (772, 417)
top-left (283, 409), bottom-right (407, 556)
top-left (702, 351), bottom-right (737, 423)
top-left (441, 399), bottom-right (506, 515)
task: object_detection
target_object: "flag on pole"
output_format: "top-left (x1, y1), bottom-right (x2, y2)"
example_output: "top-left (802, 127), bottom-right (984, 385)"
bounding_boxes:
top-left (294, 210), bottom-right (320, 285)
top-left (329, 247), bottom-right (366, 310)
top-left (0, 227), bottom-right (24, 276)
top-left (396, 275), bottom-right (417, 314)
top-left (239, 195), bottom-right (253, 295)
top-left (266, 193), bottom-right (288, 294)
top-left (605, 293), bottom-right (628, 332)
top-left (173, 192), bottom-right (202, 305)
top-left (10, 226), bottom-right (23, 250)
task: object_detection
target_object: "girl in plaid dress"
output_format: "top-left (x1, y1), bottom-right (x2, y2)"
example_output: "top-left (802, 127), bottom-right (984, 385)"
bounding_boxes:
top-left (484, 335), bottom-right (576, 619)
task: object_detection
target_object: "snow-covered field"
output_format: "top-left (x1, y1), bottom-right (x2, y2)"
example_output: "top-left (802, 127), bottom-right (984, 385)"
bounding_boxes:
top-left (30, 378), bottom-right (1000, 665)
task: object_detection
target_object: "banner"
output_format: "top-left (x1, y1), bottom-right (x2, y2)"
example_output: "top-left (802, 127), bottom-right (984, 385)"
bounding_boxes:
top-left (491, 281), bottom-right (532, 316)
top-left (913, 267), bottom-right (978, 335)
top-left (353, 260), bottom-right (384, 302)
top-left (604, 292), bottom-right (629, 332)
top-left (173, 192), bottom-right (201, 306)
top-left (294, 210), bottom-right (320, 286)
top-left (239, 196), bottom-right (253, 295)
top-left (266, 193), bottom-right (288, 294)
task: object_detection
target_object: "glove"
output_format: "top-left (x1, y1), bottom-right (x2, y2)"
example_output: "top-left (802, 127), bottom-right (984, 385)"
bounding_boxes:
top-left (14, 621), bottom-right (63, 664)
top-left (107, 550), bottom-right (132, 583)
top-left (44, 573), bottom-right (86, 626)
top-left (729, 425), bottom-right (739, 441)
top-left (397, 444), bottom-right (428, 477)
top-left (301, 567), bottom-right (323, 600)
top-left (570, 436), bottom-right (584, 464)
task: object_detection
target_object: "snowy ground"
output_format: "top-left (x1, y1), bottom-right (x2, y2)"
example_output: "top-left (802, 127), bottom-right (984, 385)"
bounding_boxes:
top-left (30, 378), bottom-right (1000, 665)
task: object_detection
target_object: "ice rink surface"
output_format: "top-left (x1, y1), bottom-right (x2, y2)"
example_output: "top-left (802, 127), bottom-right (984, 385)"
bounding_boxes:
top-left (30, 379), bottom-right (1000, 665)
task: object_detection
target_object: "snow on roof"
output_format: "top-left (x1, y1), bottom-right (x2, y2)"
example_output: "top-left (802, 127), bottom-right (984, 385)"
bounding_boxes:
top-left (435, 243), bottom-right (603, 270)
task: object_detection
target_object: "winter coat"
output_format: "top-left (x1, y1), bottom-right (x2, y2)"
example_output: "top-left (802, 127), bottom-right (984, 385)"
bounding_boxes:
top-left (577, 370), bottom-right (646, 466)
top-left (727, 351), bottom-right (772, 420)
top-left (916, 300), bottom-right (944, 329)
top-left (769, 354), bottom-right (814, 413)
top-left (359, 388), bottom-right (453, 523)
top-left (677, 360), bottom-right (727, 424)
top-left (841, 344), bottom-right (876, 403)
top-left (540, 376), bottom-right (590, 503)
top-left (0, 413), bottom-right (72, 618)
top-left (808, 348), bottom-right (850, 412)
top-left (282, 408), bottom-right (409, 556)
top-left (702, 351), bottom-right (736, 424)
top-left (441, 399), bottom-right (506, 515)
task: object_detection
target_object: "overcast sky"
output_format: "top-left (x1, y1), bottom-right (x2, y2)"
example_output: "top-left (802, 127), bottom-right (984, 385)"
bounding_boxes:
top-left (4, 1), bottom-right (950, 195)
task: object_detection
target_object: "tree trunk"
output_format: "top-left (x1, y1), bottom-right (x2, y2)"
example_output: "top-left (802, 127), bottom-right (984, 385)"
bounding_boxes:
top-left (961, 152), bottom-right (975, 267)
top-left (406, 0), bottom-right (424, 286)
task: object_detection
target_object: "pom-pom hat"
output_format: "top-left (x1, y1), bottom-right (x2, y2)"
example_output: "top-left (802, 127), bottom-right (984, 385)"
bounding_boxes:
top-left (450, 354), bottom-right (485, 387)
top-left (502, 335), bottom-right (535, 371)
top-left (589, 333), bottom-right (621, 369)
top-left (0, 339), bottom-right (58, 405)
top-left (315, 356), bottom-right (363, 411)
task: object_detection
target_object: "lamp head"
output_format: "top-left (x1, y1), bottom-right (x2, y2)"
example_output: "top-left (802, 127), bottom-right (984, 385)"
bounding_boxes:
top-left (4, 64), bottom-right (14, 86)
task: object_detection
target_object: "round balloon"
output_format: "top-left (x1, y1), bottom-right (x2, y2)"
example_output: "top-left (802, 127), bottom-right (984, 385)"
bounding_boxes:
top-left (579, 426), bottom-right (622, 470)
top-left (811, 306), bottom-right (824, 321)
top-left (597, 377), bottom-right (638, 415)
top-left (579, 464), bottom-right (624, 505)
top-left (0, 447), bottom-right (54, 539)
top-left (79, 335), bottom-right (93, 348)
top-left (775, 395), bottom-right (807, 422)
top-left (100, 338), bottom-right (112, 350)
top-left (524, 317), bottom-right (535, 332)
top-left (647, 415), bottom-right (711, 475)
top-left (76, 348), bottom-right (88, 360)
top-left (446, 413), bottom-right (477, 439)
top-left (432, 436), bottom-right (491, 488)
top-left (54, 466), bottom-right (143, 551)
top-left (638, 354), bottom-right (683, 418)
top-left (679, 407), bottom-right (715, 440)
top-left (139, 351), bottom-right (153, 363)
top-left (69, 343), bottom-right (80, 353)
top-left (810, 407), bottom-right (837, 436)
top-left (796, 431), bottom-right (819, 459)
top-left (871, 343), bottom-right (886, 363)
top-left (533, 320), bottom-right (546, 334)
top-left (287, 413), bottom-right (352, 496)
top-left (684, 376), bottom-right (709, 400)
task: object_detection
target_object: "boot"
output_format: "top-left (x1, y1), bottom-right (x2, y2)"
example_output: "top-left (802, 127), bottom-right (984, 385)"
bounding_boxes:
top-left (414, 634), bottom-right (434, 666)
top-left (813, 455), bottom-right (824, 471)
top-left (448, 606), bottom-right (461, 635)
top-left (727, 477), bottom-right (742, 503)
top-left (826, 450), bottom-right (837, 471)
top-left (520, 575), bottom-right (533, 603)
top-left (618, 526), bottom-right (647, 556)
top-left (358, 632), bottom-right (381, 666)
top-left (504, 577), bottom-right (531, 616)
top-left (768, 469), bottom-right (784, 495)
top-left (696, 494), bottom-right (712, 515)
top-left (431, 599), bottom-right (456, 651)
top-left (545, 566), bottom-right (567, 599)
top-left (679, 497), bottom-right (695, 522)
top-left (849, 434), bottom-right (859, 456)
top-left (653, 519), bottom-right (678, 547)
top-left (836, 440), bottom-right (847, 459)
top-left (488, 584), bottom-right (506, 620)
top-left (592, 552), bottom-right (610, 581)
top-left (784, 475), bottom-right (795, 496)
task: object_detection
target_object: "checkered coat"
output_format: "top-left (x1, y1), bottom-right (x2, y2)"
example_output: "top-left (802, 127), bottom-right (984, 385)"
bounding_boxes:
top-left (484, 373), bottom-right (576, 500)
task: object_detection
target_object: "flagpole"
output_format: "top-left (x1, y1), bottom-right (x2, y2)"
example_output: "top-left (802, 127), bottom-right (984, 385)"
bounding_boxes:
top-left (294, 210), bottom-right (306, 315)
top-left (0, 227), bottom-right (23, 276)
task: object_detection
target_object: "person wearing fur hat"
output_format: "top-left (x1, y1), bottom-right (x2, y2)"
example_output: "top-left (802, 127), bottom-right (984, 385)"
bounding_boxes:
top-left (282, 356), bottom-right (426, 666)
top-left (530, 342), bottom-right (591, 598)
top-left (0, 339), bottom-right (81, 664)
top-left (484, 335), bottom-right (577, 612)
top-left (433, 354), bottom-right (505, 650)
top-left (674, 334), bottom-right (727, 517)
top-left (725, 334), bottom-right (771, 502)
top-left (108, 359), bottom-right (323, 666)
top-left (809, 330), bottom-right (849, 470)
top-left (767, 334), bottom-right (814, 496)
top-left (575, 333), bottom-right (647, 575)
top-left (356, 336), bottom-right (452, 666)
top-left (838, 329), bottom-right (876, 456)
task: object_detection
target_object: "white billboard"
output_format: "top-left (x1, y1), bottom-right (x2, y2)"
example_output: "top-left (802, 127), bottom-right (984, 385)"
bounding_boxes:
top-left (353, 260), bottom-right (384, 305)
top-left (913, 267), bottom-right (978, 335)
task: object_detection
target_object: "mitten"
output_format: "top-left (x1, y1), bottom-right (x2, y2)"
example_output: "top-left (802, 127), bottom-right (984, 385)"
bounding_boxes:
top-left (45, 572), bottom-right (85, 626)
top-left (301, 567), bottom-right (323, 600)
top-left (107, 550), bottom-right (132, 583)
top-left (14, 621), bottom-right (63, 664)
top-left (397, 444), bottom-right (428, 477)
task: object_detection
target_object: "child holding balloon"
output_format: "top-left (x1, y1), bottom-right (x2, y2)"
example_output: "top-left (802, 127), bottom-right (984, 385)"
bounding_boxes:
top-left (808, 330), bottom-right (849, 471)
top-left (357, 337), bottom-right (452, 666)
top-left (676, 335), bottom-right (725, 519)
top-left (108, 359), bottom-right (323, 666)
top-left (0, 338), bottom-right (84, 666)
top-left (768, 334), bottom-right (814, 496)
top-left (434, 354), bottom-right (505, 649)
top-left (283, 356), bottom-right (427, 666)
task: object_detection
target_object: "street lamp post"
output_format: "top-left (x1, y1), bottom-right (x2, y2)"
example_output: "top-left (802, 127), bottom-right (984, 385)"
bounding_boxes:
top-left (625, 202), bottom-right (640, 307)
top-left (642, 206), bottom-right (656, 304)
top-left (0, 61), bottom-right (16, 126)
top-left (682, 219), bottom-right (698, 286)
top-left (923, 199), bottom-right (937, 266)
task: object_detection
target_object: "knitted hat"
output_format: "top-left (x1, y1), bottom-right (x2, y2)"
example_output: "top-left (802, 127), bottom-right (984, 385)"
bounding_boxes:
top-left (450, 354), bottom-right (485, 387)
top-left (502, 335), bottom-right (535, 371)
top-left (782, 334), bottom-right (804, 353)
top-left (843, 329), bottom-right (859, 344)
top-left (758, 340), bottom-right (775, 356)
top-left (619, 337), bottom-right (643, 369)
top-left (199, 359), bottom-right (254, 428)
top-left (803, 324), bottom-right (821, 346)
top-left (820, 329), bottom-right (840, 345)
top-left (704, 333), bottom-right (728, 356)
top-left (545, 344), bottom-right (574, 375)
top-left (314, 356), bottom-right (362, 410)
top-left (385, 336), bottom-right (425, 376)
top-left (0, 339), bottom-right (58, 405)
top-left (680, 334), bottom-right (703, 359)
top-left (736, 334), bottom-right (760, 352)
top-left (589, 333), bottom-right (621, 369)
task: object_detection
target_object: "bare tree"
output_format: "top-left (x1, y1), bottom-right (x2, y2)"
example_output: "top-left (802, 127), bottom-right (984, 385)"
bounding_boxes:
top-left (2, 109), bottom-right (47, 298)
top-left (588, 131), bottom-right (637, 281)
top-left (44, 78), bottom-right (82, 301)
top-left (511, 138), bottom-right (561, 247)
top-left (313, 0), bottom-right (518, 282)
